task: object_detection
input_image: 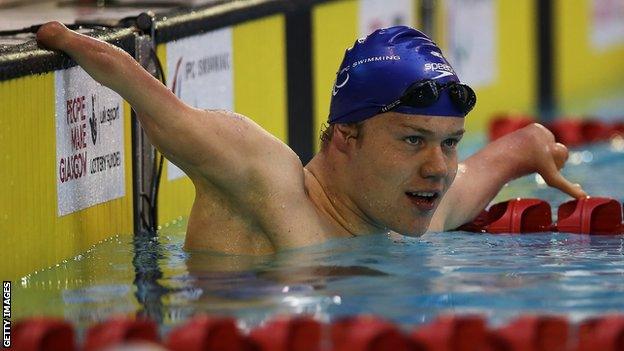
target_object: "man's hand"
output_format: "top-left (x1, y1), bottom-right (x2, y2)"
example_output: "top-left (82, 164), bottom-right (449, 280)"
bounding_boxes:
top-left (431, 123), bottom-right (587, 232)
top-left (507, 123), bottom-right (586, 198)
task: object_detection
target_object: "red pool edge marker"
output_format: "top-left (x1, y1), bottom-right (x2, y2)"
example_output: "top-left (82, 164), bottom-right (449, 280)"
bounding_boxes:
top-left (166, 315), bottom-right (248, 351)
top-left (13, 317), bottom-right (77, 351)
top-left (556, 197), bottom-right (623, 235)
top-left (331, 315), bottom-right (412, 351)
top-left (487, 315), bottom-right (569, 351)
top-left (486, 199), bottom-right (552, 234)
top-left (577, 315), bottom-right (624, 351)
top-left (411, 315), bottom-right (487, 351)
top-left (248, 315), bottom-right (323, 351)
top-left (84, 315), bottom-right (159, 351)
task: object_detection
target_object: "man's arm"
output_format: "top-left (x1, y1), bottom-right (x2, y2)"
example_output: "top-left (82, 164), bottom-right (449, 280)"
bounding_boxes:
top-left (36, 22), bottom-right (299, 189)
top-left (430, 123), bottom-right (587, 231)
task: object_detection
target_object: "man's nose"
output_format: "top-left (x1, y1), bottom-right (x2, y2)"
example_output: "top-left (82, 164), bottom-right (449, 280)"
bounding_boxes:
top-left (419, 146), bottom-right (448, 179)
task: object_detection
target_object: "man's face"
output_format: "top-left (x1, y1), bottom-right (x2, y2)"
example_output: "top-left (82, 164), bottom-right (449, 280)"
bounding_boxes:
top-left (346, 112), bottom-right (464, 236)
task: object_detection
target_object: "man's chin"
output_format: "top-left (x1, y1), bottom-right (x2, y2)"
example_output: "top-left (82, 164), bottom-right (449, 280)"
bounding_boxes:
top-left (391, 224), bottom-right (428, 237)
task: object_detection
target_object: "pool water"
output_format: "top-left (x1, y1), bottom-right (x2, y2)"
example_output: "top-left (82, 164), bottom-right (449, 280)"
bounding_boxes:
top-left (13, 138), bottom-right (624, 333)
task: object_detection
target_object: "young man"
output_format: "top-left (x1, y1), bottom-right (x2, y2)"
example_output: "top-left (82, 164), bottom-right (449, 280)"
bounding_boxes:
top-left (36, 23), bottom-right (586, 255)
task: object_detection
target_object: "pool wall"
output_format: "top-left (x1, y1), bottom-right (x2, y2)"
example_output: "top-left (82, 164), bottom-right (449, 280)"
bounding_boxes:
top-left (0, 30), bottom-right (136, 281)
top-left (433, 0), bottom-right (538, 133)
top-left (555, 0), bottom-right (624, 117)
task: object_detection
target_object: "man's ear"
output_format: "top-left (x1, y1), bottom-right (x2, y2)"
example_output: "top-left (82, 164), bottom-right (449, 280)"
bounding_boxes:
top-left (333, 123), bottom-right (360, 153)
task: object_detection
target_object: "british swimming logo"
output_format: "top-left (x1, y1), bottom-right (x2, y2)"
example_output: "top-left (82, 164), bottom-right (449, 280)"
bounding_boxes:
top-left (332, 67), bottom-right (350, 96)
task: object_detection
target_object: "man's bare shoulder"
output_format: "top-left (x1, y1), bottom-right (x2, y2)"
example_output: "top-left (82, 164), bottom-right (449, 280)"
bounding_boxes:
top-left (185, 124), bottom-right (335, 253)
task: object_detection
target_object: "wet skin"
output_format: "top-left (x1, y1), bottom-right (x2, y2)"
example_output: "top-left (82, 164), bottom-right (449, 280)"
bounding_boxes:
top-left (305, 114), bottom-right (465, 237)
top-left (35, 22), bottom-right (587, 255)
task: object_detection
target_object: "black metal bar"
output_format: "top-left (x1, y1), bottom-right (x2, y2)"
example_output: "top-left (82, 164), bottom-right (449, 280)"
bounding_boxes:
top-left (0, 28), bottom-right (136, 81)
top-left (537, 0), bottom-right (555, 122)
top-left (285, 4), bottom-right (314, 163)
top-left (419, 0), bottom-right (436, 39)
top-left (153, 0), bottom-right (292, 44)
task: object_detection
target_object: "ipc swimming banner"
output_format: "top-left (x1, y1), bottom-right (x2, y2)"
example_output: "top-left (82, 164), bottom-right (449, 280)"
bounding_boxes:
top-left (54, 66), bottom-right (126, 216)
top-left (165, 27), bottom-right (234, 181)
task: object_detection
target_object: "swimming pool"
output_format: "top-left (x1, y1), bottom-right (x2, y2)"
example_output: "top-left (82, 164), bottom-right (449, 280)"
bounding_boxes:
top-left (13, 138), bottom-right (624, 334)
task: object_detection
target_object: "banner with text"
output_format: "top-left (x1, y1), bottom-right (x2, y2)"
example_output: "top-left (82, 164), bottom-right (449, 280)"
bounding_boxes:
top-left (445, 0), bottom-right (497, 88)
top-left (55, 66), bottom-right (126, 216)
top-left (591, 0), bottom-right (624, 50)
top-left (165, 27), bottom-right (234, 180)
top-left (358, 0), bottom-right (415, 37)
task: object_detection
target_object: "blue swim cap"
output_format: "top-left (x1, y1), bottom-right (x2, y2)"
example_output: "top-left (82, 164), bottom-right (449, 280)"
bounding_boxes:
top-left (328, 26), bottom-right (468, 124)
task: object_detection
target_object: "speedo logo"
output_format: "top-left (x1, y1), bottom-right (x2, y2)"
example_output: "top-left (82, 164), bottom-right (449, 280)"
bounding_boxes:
top-left (424, 62), bottom-right (455, 80)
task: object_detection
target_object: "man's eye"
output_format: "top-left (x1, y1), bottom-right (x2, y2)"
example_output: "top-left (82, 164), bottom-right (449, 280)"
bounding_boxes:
top-left (443, 138), bottom-right (459, 149)
top-left (405, 136), bottom-right (424, 145)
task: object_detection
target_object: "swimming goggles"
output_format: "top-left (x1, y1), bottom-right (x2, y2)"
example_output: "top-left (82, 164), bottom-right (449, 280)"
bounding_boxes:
top-left (379, 80), bottom-right (477, 115)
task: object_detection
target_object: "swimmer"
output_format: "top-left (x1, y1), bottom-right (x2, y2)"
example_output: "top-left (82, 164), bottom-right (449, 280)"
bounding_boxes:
top-left (36, 23), bottom-right (586, 255)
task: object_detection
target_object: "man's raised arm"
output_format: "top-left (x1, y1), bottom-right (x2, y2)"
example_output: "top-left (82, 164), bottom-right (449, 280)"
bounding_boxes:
top-left (430, 123), bottom-right (587, 232)
top-left (36, 22), bottom-right (297, 187)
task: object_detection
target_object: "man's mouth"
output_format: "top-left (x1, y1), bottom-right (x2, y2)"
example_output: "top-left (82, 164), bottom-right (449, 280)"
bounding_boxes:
top-left (405, 191), bottom-right (440, 212)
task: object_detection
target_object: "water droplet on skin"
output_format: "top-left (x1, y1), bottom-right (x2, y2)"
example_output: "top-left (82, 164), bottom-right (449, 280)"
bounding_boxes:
top-left (457, 164), bottom-right (467, 174)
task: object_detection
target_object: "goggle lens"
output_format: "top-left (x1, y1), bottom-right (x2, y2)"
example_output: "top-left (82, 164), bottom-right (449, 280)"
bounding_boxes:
top-left (383, 80), bottom-right (476, 115)
top-left (403, 80), bottom-right (439, 107)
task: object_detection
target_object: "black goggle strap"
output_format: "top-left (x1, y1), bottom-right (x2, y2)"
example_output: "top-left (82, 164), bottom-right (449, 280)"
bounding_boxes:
top-left (379, 81), bottom-right (436, 113)
top-left (379, 98), bottom-right (403, 113)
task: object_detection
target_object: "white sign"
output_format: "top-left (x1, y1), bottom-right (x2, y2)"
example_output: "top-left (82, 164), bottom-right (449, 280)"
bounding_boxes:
top-left (55, 66), bottom-right (126, 216)
top-left (359, 0), bottom-right (415, 37)
top-left (445, 0), bottom-right (497, 87)
top-left (165, 27), bottom-right (234, 180)
top-left (590, 0), bottom-right (624, 50)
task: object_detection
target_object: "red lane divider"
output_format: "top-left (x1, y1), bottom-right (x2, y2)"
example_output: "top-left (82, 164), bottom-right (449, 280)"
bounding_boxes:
top-left (13, 317), bottom-right (77, 351)
top-left (488, 114), bottom-right (624, 146)
top-left (487, 316), bottom-right (569, 351)
top-left (456, 210), bottom-right (490, 233)
top-left (486, 199), bottom-right (552, 234)
top-left (489, 115), bottom-right (534, 142)
top-left (166, 315), bottom-right (248, 351)
top-left (577, 315), bottom-right (624, 351)
top-left (411, 315), bottom-right (487, 351)
top-left (546, 119), bottom-right (585, 148)
top-left (249, 316), bottom-right (322, 351)
top-left (331, 316), bottom-right (412, 351)
top-left (457, 197), bottom-right (623, 235)
top-left (581, 119), bottom-right (614, 143)
top-left (11, 313), bottom-right (624, 351)
top-left (84, 316), bottom-right (159, 351)
top-left (557, 197), bottom-right (623, 235)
